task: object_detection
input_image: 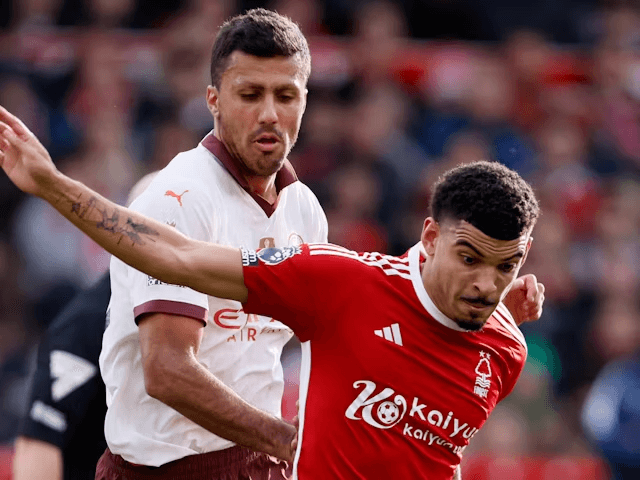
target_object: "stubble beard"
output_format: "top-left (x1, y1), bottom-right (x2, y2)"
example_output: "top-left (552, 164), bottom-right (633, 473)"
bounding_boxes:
top-left (218, 116), bottom-right (296, 177)
top-left (454, 317), bottom-right (486, 332)
top-left (454, 304), bottom-right (498, 331)
top-left (248, 130), bottom-right (298, 177)
top-left (253, 152), bottom-right (286, 177)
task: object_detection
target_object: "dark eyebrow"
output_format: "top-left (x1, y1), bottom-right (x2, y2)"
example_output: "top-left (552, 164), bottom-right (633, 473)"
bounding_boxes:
top-left (454, 239), bottom-right (524, 262)
top-left (455, 240), bottom-right (485, 258)
top-left (236, 82), bottom-right (299, 91)
top-left (236, 83), bottom-right (264, 90)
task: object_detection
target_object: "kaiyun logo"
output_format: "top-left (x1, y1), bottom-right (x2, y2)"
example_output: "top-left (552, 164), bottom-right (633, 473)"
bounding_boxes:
top-left (345, 380), bottom-right (408, 429)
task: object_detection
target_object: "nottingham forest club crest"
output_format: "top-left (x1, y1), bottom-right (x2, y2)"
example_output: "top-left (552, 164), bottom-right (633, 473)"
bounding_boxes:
top-left (473, 351), bottom-right (492, 398)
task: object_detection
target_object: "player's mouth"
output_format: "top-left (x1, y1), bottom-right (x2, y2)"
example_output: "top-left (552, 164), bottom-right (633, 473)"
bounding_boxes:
top-left (254, 134), bottom-right (281, 152)
top-left (461, 298), bottom-right (496, 312)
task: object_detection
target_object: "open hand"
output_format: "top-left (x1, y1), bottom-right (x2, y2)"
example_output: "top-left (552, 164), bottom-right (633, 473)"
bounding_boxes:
top-left (0, 106), bottom-right (58, 197)
top-left (503, 274), bottom-right (545, 326)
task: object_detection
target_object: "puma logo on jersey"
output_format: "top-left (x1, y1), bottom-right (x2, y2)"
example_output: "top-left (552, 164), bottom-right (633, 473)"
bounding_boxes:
top-left (165, 189), bottom-right (189, 206)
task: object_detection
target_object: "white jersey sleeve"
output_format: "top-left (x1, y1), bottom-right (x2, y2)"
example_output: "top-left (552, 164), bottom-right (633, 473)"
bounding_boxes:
top-left (126, 160), bottom-right (214, 322)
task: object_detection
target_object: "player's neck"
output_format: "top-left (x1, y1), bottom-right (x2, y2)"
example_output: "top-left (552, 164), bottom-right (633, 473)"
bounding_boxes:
top-left (246, 175), bottom-right (278, 204)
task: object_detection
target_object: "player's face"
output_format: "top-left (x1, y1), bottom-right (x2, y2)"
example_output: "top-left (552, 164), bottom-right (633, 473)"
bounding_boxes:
top-left (206, 51), bottom-right (307, 177)
top-left (421, 219), bottom-right (531, 330)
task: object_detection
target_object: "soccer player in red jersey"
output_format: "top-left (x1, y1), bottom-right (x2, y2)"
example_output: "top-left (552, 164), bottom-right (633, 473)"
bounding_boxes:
top-left (0, 108), bottom-right (544, 479)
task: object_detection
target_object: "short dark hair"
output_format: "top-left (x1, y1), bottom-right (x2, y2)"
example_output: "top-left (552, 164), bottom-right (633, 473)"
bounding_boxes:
top-left (430, 161), bottom-right (539, 240)
top-left (210, 8), bottom-right (311, 88)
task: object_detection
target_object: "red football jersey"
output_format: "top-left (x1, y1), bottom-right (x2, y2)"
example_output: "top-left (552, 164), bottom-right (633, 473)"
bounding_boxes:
top-left (242, 243), bottom-right (527, 480)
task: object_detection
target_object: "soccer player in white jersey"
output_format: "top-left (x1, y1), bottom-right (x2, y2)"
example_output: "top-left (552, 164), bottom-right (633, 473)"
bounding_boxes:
top-left (11, 8), bottom-right (326, 480)
top-left (0, 98), bottom-right (546, 479)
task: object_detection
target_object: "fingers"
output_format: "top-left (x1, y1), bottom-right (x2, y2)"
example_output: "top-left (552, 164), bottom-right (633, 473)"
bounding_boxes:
top-left (0, 123), bottom-right (16, 157)
top-left (0, 106), bottom-right (33, 139)
top-left (529, 281), bottom-right (545, 321)
top-left (0, 120), bottom-right (15, 138)
top-left (508, 275), bottom-right (546, 324)
top-left (0, 116), bottom-right (49, 159)
top-left (522, 274), bottom-right (538, 302)
top-left (510, 277), bottom-right (525, 291)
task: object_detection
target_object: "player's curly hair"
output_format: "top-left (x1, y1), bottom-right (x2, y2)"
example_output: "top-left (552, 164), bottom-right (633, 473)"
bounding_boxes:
top-left (430, 161), bottom-right (539, 240)
top-left (210, 8), bottom-right (311, 88)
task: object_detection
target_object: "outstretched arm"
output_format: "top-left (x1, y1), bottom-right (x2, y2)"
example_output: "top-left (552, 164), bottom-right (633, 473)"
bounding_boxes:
top-left (0, 107), bottom-right (299, 461)
top-left (0, 107), bottom-right (247, 303)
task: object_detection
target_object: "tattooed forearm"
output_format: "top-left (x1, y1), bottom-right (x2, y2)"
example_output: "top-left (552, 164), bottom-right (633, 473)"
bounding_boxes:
top-left (71, 196), bottom-right (159, 245)
top-left (124, 218), bottom-right (161, 244)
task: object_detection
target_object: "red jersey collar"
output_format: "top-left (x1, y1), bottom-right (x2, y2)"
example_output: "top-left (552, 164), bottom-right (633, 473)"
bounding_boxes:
top-left (201, 133), bottom-right (298, 217)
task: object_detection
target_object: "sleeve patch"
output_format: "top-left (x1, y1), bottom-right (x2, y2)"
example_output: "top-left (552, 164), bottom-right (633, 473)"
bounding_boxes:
top-left (147, 276), bottom-right (186, 288)
top-left (242, 246), bottom-right (301, 266)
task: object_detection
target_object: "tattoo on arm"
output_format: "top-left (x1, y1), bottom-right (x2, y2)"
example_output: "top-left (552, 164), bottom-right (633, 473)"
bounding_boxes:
top-left (70, 196), bottom-right (160, 245)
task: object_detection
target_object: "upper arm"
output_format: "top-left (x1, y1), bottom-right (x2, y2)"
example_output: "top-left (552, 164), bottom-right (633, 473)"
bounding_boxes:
top-left (137, 312), bottom-right (205, 399)
top-left (129, 174), bottom-right (248, 303)
top-left (13, 436), bottom-right (63, 480)
top-left (182, 241), bottom-right (248, 302)
top-left (241, 244), bottom-right (367, 340)
top-left (138, 312), bottom-right (205, 367)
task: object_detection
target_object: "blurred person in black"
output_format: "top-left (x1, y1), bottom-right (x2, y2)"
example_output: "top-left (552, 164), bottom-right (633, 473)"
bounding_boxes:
top-left (11, 172), bottom-right (157, 480)
top-left (12, 274), bottom-right (110, 480)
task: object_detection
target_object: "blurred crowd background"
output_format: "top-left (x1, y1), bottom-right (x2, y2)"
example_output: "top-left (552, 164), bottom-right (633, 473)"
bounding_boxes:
top-left (0, 0), bottom-right (639, 478)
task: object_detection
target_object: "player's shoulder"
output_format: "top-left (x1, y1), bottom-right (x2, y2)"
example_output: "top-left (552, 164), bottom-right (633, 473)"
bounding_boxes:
top-left (283, 180), bottom-right (325, 215)
top-left (487, 303), bottom-right (528, 354)
top-left (305, 243), bottom-right (412, 278)
top-left (287, 179), bottom-right (320, 200)
top-left (131, 158), bottom-right (219, 213)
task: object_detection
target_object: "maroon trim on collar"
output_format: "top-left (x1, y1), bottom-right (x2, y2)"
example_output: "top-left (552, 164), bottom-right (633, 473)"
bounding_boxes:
top-left (201, 134), bottom-right (298, 217)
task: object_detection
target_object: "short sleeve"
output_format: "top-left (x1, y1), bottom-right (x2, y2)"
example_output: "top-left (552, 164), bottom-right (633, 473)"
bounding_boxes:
top-left (241, 243), bottom-right (370, 342)
top-left (241, 244), bottom-right (318, 341)
top-left (127, 173), bottom-right (214, 324)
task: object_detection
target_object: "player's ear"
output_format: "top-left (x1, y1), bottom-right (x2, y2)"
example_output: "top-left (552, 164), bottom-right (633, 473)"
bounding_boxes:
top-left (421, 218), bottom-right (439, 256)
top-left (520, 236), bottom-right (533, 266)
top-left (301, 88), bottom-right (308, 115)
top-left (206, 86), bottom-right (220, 118)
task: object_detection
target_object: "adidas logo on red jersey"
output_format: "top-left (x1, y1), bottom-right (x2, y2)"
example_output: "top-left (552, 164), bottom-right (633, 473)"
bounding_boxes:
top-left (374, 323), bottom-right (403, 346)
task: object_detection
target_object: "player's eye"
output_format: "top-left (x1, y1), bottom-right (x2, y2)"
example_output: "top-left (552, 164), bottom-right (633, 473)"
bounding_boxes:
top-left (498, 263), bottom-right (516, 273)
top-left (461, 255), bottom-right (475, 265)
top-left (240, 92), bottom-right (260, 100)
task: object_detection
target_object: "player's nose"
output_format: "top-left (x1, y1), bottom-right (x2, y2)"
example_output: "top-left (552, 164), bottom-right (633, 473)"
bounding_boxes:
top-left (473, 269), bottom-right (499, 296)
top-left (258, 95), bottom-right (278, 124)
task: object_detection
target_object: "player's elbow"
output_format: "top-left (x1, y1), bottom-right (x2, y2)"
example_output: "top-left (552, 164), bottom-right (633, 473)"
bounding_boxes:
top-left (142, 349), bottom-right (183, 403)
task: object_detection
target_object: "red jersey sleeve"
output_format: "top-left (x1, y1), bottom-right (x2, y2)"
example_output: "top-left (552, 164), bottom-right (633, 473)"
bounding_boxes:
top-left (241, 243), bottom-right (341, 341)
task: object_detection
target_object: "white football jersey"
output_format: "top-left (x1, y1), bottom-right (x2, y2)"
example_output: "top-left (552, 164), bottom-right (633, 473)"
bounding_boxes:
top-left (99, 134), bottom-right (328, 466)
